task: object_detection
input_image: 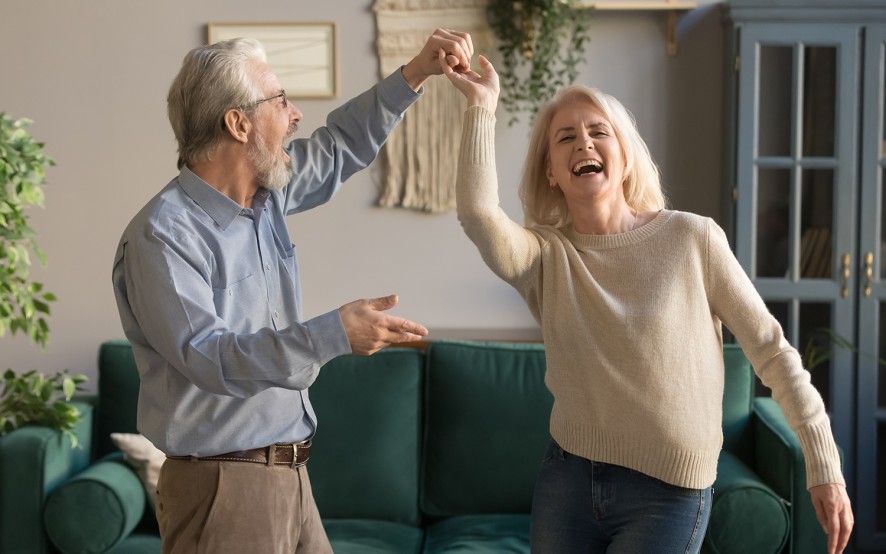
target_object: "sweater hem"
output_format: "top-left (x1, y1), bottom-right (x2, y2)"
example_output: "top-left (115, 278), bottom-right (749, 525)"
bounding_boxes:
top-left (551, 405), bottom-right (720, 490)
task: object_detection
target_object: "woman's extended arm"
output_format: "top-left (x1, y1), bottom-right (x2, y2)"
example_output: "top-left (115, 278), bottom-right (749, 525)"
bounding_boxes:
top-left (441, 54), bottom-right (540, 284)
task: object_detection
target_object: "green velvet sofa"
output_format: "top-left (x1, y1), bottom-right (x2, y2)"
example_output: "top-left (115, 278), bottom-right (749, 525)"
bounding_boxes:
top-left (0, 340), bottom-right (833, 553)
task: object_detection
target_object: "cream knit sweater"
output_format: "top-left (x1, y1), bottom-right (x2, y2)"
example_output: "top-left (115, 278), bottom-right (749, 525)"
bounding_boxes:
top-left (457, 106), bottom-right (844, 490)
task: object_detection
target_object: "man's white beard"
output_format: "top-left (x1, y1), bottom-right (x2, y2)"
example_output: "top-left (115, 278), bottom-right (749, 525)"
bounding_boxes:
top-left (251, 133), bottom-right (293, 191)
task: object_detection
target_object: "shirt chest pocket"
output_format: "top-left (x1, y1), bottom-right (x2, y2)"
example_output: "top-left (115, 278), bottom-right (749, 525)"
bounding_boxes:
top-left (279, 244), bottom-right (298, 280)
top-left (212, 273), bottom-right (261, 330)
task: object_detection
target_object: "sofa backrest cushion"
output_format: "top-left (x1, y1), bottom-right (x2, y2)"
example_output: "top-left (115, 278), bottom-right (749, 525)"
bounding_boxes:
top-left (420, 341), bottom-right (552, 518)
top-left (721, 343), bottom-right (754, 462)
top-left (96, 340), bottom-right (142, 459)
top-left (309, 348), bottom-right (423, 526)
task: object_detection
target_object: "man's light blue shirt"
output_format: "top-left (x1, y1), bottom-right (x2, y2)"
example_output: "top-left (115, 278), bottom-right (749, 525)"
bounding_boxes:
top-left (112, 70), bottom-right (421, 456)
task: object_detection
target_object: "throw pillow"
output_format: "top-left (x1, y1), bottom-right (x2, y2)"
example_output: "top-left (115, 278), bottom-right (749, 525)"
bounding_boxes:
top-left (110, 432), bottom-right (165, 509)
top-left (44, 460), bottom-right (146, 553)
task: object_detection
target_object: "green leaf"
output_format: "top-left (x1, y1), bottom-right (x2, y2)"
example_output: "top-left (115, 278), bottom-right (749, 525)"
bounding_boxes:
top-left (62, 377), bottom-right (75, 401)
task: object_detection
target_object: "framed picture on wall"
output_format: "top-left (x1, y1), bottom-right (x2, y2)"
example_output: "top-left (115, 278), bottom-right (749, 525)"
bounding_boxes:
top-left (207, 22), bottom-right (338, 99)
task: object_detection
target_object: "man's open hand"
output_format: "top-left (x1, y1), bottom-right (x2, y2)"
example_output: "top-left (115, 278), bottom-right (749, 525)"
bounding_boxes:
top-left (339, 295), bottom-right (429, 355)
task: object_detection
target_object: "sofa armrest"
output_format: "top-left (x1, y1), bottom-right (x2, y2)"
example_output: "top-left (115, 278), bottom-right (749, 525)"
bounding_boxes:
top-left (44, 456), bottom-right (146, 554)
top-left (752, 397), bottom-right (829, 554)
top-left (705, 450), bottom-right (789, 554)
top-left (0, 401), bottom-right (94, 554)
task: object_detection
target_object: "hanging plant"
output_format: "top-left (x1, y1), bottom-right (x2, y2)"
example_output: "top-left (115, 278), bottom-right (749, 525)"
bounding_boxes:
top-left (486, 0), bottom-right (593, 125)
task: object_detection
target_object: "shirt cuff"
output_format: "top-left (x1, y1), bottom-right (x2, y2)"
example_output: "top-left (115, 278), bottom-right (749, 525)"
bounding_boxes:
top-left (305, 309), bottom-right (352, 364)
top-left (376, 66), bottom-right (423, 115)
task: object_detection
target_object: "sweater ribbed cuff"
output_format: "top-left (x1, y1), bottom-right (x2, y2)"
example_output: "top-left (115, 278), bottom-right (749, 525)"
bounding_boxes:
top-left (797, 421), bottom-right (845, 488)
top-left (461, 106), bottom-right (496, 166)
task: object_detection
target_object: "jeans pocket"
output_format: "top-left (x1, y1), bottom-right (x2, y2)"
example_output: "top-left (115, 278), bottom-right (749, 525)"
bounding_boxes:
top-left (640, 471), bottom-right (706, 498)
top-left (540, 438), bottom-right (565, 463)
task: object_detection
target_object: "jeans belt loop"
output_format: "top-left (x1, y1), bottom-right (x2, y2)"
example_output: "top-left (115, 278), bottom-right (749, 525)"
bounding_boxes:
top-left (266, 444), bottom-right (276, 467)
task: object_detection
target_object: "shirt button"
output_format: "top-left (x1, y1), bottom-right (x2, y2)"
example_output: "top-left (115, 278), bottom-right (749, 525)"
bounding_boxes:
top-left (266, 264), bottom-right (271, 271)
top-left (274, 310), bottom-right (279, 318)
top-left (228, 290), bottom-right (233, 296)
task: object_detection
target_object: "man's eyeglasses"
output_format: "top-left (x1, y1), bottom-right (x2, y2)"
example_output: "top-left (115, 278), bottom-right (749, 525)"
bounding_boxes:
top-left (242, 91), bottom-right (288, 110)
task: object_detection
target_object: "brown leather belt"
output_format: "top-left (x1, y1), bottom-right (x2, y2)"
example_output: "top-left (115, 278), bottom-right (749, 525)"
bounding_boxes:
top-left (170, 441), bottom-right (311, 468)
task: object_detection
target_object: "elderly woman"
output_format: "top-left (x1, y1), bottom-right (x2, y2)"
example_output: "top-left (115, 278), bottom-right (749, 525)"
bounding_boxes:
top-left (439, 53), bottom-right (853, 554)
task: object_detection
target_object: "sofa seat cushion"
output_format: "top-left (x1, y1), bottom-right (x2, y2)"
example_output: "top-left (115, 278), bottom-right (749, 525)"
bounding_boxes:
top-left (44, 457), bottom-right (146, 554)
top-left (324, 518), bottom-right (423, 554)
top-left (704, 451), bottom-right (789, 554)
top-left (106, 533), bottom-right (162, 553)
top-left (423, 514), bottom-right (530, 553)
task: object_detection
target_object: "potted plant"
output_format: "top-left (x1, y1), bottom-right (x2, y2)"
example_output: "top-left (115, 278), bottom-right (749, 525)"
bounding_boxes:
top-left (0, 112), bottom-right (85, 446)
top-left (486, 0), bottom-right (593, 125)
top-left (803, 327), bottom-right (886, 373)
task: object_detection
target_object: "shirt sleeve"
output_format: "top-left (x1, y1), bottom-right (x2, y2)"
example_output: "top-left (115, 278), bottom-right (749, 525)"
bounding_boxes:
top-left (112, 228), bottom-right (351, 399)
top-left (281, 67), bottom-right (422, 215)
top-left (456, 106), bottom-right (541, 286)
top-left (705, 219), bottom-right (845, 488)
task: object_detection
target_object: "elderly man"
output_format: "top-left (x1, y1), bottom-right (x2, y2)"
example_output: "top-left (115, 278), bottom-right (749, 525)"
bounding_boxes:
top-left (112, 29), bottom-right (474, 553)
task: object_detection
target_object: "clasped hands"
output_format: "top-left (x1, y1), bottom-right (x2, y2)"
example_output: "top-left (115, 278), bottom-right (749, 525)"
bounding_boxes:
top-left (398, 26), bottom-right (501, 113)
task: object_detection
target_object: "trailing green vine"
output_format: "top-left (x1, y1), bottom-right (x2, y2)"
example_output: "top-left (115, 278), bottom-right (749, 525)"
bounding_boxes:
top-left (486, 0), bottom-right (593, 125)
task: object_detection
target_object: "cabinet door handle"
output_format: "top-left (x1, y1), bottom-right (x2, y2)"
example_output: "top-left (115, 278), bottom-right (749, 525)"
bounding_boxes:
top-left (841, 253), bottom-right (851, 298)
top-left (864, 251), bottom-right (873, 297)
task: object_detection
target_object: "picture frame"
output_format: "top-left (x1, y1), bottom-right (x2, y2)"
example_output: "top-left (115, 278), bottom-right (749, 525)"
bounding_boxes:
top-left (207, 22), bottom-right (338, 99)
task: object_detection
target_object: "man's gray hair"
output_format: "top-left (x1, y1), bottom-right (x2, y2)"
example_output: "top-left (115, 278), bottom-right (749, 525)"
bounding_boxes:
top-left (167, 38), bottom-right (267, 169)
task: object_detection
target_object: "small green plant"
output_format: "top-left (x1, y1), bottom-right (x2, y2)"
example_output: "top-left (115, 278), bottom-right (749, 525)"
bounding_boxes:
top-left (0, 113), bottom-right (57, 346)
top-left (486, 0), bottom-right (593, 125)
top-left (803, 327), bottom-right (886, 372)
top-left (0, 369), bottom-right (87, 447)
top-left (0, 113), bottom-right (84, 447)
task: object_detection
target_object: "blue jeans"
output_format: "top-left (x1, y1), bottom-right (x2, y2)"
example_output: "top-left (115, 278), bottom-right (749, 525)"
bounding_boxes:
top-left (530, 439), bottom-right (712, 554)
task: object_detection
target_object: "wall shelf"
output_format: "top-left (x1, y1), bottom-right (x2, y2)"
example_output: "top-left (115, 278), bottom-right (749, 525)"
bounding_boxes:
top-left (575, 1), bottom-right (699, 55)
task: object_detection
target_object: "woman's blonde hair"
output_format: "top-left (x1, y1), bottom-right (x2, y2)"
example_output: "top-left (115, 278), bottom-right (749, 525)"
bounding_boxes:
top-left (519, 85), bottom-right (667, 228)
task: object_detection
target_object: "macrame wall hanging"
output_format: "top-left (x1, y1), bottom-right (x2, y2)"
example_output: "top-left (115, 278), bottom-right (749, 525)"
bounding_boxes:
top-left (373, 0), bottom-right (492, 213)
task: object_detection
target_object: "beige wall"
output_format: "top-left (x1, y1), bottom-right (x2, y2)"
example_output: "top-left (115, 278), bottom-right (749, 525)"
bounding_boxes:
top-left (0, 0), bottom-right (726, 384)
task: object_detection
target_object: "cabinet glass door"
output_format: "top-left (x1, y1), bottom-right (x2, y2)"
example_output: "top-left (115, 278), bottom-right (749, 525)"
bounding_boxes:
top-left (735, 23), bottom-right (859, 471)
top-left (749, 40), bottom-right (843, 284)
top-left (856, 24), bottom-right (886, 552)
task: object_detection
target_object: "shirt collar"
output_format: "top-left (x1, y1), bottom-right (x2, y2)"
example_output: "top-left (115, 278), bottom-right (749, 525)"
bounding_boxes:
top-left (177, 165), bottom-right (247, 230)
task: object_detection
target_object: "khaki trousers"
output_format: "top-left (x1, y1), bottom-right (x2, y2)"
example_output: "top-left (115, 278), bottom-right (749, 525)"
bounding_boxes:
top-left (157, 458), bottom-right (333, 554)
